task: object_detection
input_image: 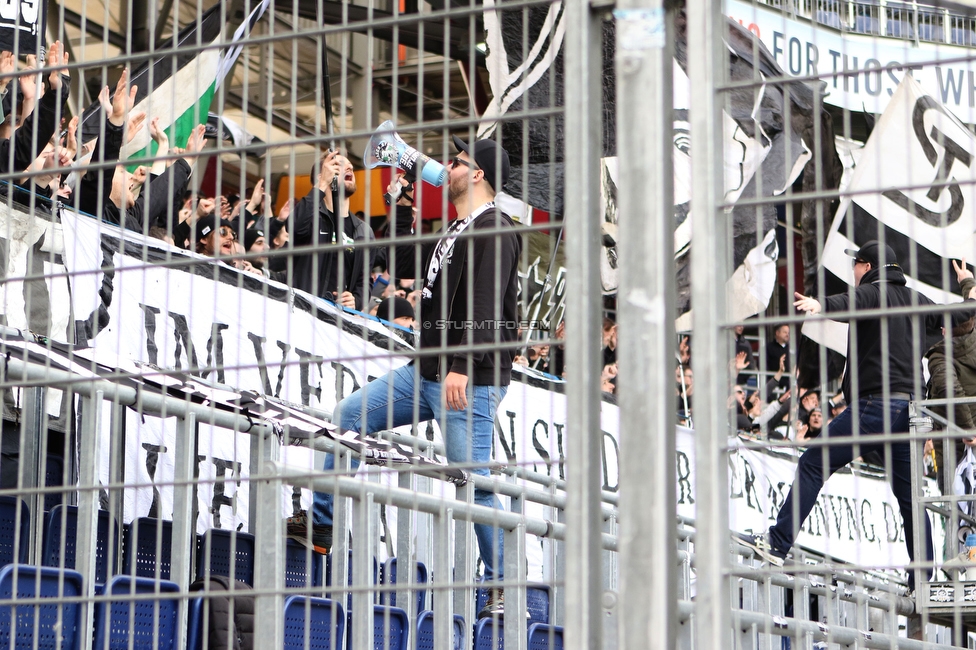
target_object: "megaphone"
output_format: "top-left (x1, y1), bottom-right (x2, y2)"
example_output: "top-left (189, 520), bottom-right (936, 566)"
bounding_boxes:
top-left (363, 120), bottom-right (448, 187)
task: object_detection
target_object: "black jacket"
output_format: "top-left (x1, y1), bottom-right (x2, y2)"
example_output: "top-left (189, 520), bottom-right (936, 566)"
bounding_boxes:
top-left (74, 119), bottom-right (124, 218)
top-left (824, 265), bottom-right (975, 403)
top-left (418, 207), bottom-right (521, 386)
top-left (290, 187), bottom-right (373, 310)
top-left (0, 78), bottom-right (68, 176)
top-left (102, 159), bottom-right (192, 233)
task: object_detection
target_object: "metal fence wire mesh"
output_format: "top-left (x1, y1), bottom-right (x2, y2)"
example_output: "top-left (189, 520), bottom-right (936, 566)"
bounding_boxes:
top-left (4, 0), bottom-right (976, 648)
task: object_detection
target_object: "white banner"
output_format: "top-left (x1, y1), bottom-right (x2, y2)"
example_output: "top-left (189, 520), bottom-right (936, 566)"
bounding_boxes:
top-left (726, 0), bottom-right (976, 124)
top-left (54, 209), bottom-right (925, 575)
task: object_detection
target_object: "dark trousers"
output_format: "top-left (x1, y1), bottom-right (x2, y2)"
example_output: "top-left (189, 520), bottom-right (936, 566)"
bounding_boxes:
top-left (768, 397), bottom-right (933, 589)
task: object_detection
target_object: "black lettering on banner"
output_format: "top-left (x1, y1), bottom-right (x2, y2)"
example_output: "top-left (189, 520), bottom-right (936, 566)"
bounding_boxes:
top-left (142, 443), bottom-right (168, 518)
top-left (741, 458), bottom-right (761, 512)
top-left (601, 430), bottom-right (618, 492)
top-left (806, 41), bottom-right (819, 76)
top-left (530, 420), bottom-right (551, 475)
top-left (274, 341), bottom-right (290, 397)
top-left (826, 495), bottom-right (844, 537)
top-left (883, 502), bottom-right (900, 542)
top-left (728, 456), bottom-right (742, 499)
top-left (676, 451), bottom-right (694, 505)
top-left (0, 0), bottom-right (44, 55)
top-left (247, 332), bottom-right (272, 395)
top-left (295, 348), bottom-right (324, 407)
top-left (139, 304), bottom-right (161, 365)
top-left (864, 59), bottom-right (882, 96)
top-left (829, 49), bottom-right (841, 87)
top-left (205, 323), bottom-right (230, 384)
top-left (886, 62), bottom-right (902, 97)
top-left (198, 456), bottom-right (242, 529)
top-left (937, 67), bottom-right (964, 106)
top-left (330, 361), bottom-right (361, 403)
top-left (843, 498), bottom-right (860, 541)
top-left (860, 500), bottom-right (876, 542)
top-left (495, 410), bottom-right (517, 462)
top-left (291, 486), bottom-right (302, 514)
top-left (167, 312), bottom-right (199, 373)
top-left (553, 423), bottom-right (566, 480)
top-left (788, 37), bottom-right (802, 75)
top-left (807, 501), bottom-right (827, 537)
top-left (766, 481), bottom-right (786, 520)
top-left (843, 54), bottom-right (859, 93)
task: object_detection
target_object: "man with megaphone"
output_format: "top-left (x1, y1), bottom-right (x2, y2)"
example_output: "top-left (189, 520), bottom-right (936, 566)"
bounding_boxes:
top-left (291, 134), bottom-right (523, 619)
top-left (287, 149), bottom-right (373, 309)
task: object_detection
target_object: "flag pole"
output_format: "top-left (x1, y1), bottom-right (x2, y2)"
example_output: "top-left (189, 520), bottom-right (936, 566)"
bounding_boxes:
top-left (321, 40), bottom-right (340, 205)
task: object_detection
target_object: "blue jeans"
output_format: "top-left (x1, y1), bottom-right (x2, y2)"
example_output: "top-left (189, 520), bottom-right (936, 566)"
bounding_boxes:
top-left (768, 397), bottom-right (933, 588)
top-left (312, 364), bottom-right (509, 580)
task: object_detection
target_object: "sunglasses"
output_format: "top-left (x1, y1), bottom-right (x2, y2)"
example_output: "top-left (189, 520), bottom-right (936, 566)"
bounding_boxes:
top-left (218, 226), bottom-right (237, 239)
top-left (451, 157), bottom-right (478, 170)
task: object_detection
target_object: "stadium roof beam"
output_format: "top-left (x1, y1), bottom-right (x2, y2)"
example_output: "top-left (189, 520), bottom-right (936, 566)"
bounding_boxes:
top-left (59, 5), bottom-right (129, 52)
top-left (222, 90), bottom-right (319, 141)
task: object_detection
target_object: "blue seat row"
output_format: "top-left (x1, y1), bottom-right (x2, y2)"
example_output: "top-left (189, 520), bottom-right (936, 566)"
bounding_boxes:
top-left (474, 619), bottom-right (564, 650)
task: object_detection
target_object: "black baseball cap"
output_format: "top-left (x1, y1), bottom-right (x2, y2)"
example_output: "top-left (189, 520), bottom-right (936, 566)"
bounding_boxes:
top-left (244, 228), bottom-right (265, 251)
top-left (377, 296), bottom-right (415, 322)
top-left (844, 240), bottom-right (898, 268)
top-left (451, 136), bottom-right (511, 192)
top-left (195, 214), bottom-right (234, 241)
top-left (268, 219), bottom-right (286, 244)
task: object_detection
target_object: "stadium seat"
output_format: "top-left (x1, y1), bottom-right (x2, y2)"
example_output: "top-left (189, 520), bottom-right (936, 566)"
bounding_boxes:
top-left (527, 623), bottom-right (564, 650)
top-left (42, 505), bottom-right (118, 585)
top-left (0, 496), bottom-right (29, 567)
top-left (415, 611), bottom-right (465, 650)
top-left (195, 529), bottom-right (255, 585)
top-left (327, 550), bottom-right (378, 609)
top-left (285, 538), bottom-right (325, 588)
top-left (44, 455), bottom-right (64, 512)
top-left (185, 597), bottom-right (205, 650)
top-left (473, 618), bottom-right (504, 650)
top-left (122, 517), bottom-right (173, 580)
top-left (0, 564), bottom-right (83, 649)
top-left (476, 581), bottom-right (550, 624)
top-left (93, 575), bottom-right (180, 650)
top-left (346, 605), bottom-right (409, 650)
top-left (283, 596), bottom-right (345, 650)
top-left (379, 557), bottom-right (428, 612)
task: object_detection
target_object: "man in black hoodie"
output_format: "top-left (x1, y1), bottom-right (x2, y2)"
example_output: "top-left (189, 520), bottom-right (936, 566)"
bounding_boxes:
top-left (286, 150), bottom-right (373, 309)
top-left (747, 240), bottom-right (975, 590)
top-left (293, 136), bottom-right (521, 618)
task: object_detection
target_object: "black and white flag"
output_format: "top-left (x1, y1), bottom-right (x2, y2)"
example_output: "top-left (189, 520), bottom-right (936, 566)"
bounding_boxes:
top-left (808, 75), bottom-right (976, 353)
top-left (479, 4), bottom-right (816, 321)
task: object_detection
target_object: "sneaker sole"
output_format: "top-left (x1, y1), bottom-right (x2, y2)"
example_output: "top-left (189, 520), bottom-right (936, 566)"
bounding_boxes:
top-left (287, 534), bottom-right (330, 555)
top-left (734, 533), bottom-right (786, 567)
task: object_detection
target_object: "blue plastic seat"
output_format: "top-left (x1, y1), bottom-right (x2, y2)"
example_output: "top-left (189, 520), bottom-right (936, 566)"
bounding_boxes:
top-left (283, 596), bottom-right (345, 650)
top-left (0, 565), bottom-right (83, 650)
top-left (326, 550), bottom-right (378, 609)
top-left (527, 623), bottom-right (564, 650)
top-left (42, 505), bottom-right (118, 585)
top-left (44, 455), bottom-right (64, 512)
top-left (93, 575), bottom-right (180, 650)
top-left (196, 529), bottom-right (255, 585)
top-left (186, 598), bottom-right (205, 650)
top-left (475, 581), bottom-right (550, 624)
top-left (285, 538), bottom-right (325, 588)
top-left (473, 618), bottom-right (504, 650)
top-left (415, 611), bottom-right (465, 650)
top-left (0, 497), bottom-right (28, 567)
top-left (380, 558), bottom-right (428, 613)
top-left (122, 517), bottom-right (173, 579)
top-left (346, 605), bottom-right (409, 650)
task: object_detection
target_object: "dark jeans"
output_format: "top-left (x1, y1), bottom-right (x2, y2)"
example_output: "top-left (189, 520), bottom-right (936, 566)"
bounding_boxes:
top-left (768, 397), bottom-right (933, 589)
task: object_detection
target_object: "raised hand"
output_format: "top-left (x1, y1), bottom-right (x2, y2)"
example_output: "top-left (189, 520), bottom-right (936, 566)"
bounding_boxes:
top-left (45, 41), bottom-right (69, 91)
top-left (125, 110), bottom-right (146, 144)
top-left (148, 116), bottom-right (168, 145)
top-left (246, 178), bottom-right (264, 213)
top-left (0, 51), bottom-right (14, 93)
top-left (106, 69), bottom-right (137, 127)
top-left (953, 258), bottom-right (974, 284)
top-left (793, 292), bottom-right (821, 315)
top-left (57, 115), bottom-right (79, 166)
top-left (317, 150), bottom-right (340, 192)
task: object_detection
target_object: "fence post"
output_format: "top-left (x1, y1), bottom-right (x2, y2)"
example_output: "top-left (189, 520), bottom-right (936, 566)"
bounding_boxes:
top-left (563, 0), bottom-right (607, 645)
top-left (76, 391), bottom-right (103, 650)
top-left (613, 0), bottom-right (678, 644)
top-left (251, 426), bottom-right (283, 650)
